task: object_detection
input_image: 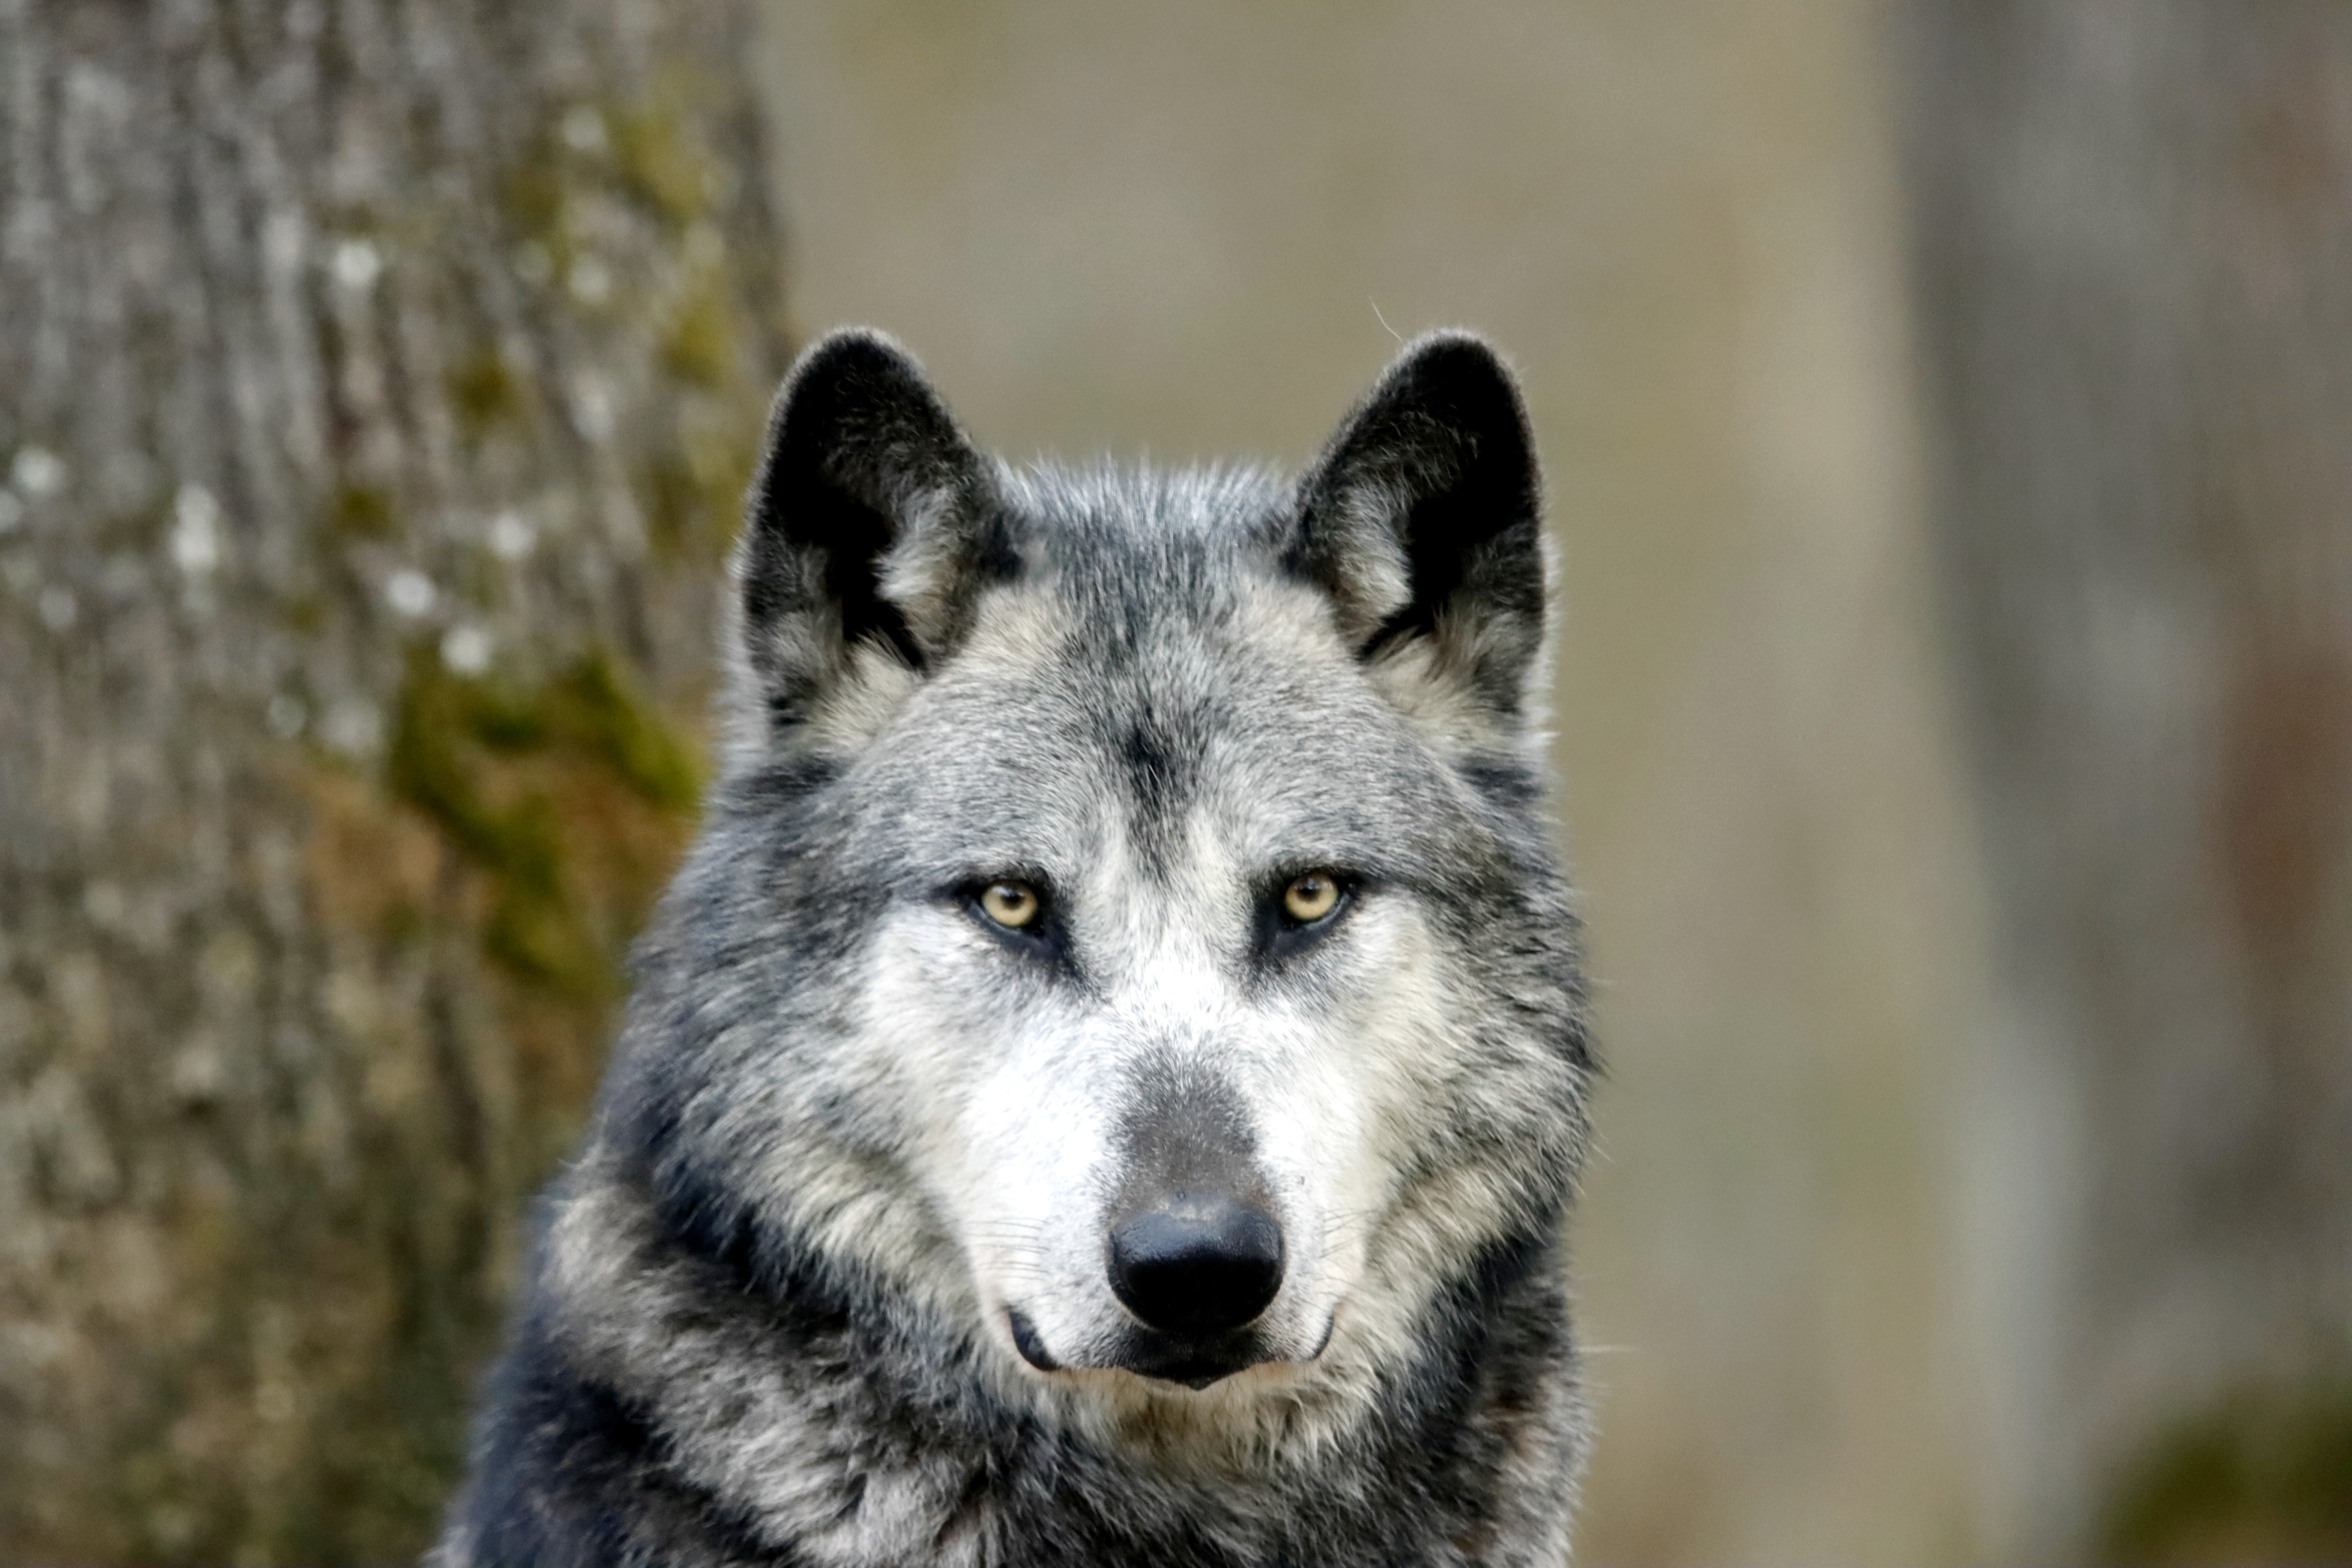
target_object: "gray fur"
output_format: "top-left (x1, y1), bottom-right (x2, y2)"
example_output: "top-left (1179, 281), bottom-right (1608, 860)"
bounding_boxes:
top-left (434, 330), bottom-right (1595, 1567)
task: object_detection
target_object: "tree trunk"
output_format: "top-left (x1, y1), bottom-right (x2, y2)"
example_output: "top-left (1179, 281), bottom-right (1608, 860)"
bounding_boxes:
top-left (1900, 4), bottom-right (2352, 1560)
top-left (0, 0), bottom-right (790, 1559)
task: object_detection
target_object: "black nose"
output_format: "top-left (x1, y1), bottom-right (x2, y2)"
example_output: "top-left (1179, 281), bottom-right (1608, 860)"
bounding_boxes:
top-left (1107, 1197), bottom-right (1285, 1337)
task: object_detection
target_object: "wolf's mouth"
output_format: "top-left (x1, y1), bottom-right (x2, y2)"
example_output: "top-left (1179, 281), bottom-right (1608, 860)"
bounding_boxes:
top-left (1008, 1307), bottom-right (1310, 1389)
top-left (1146, 1356), bottom-right (1252, 1391)
top-left (1114, 1329), bottom-right (1268, 1388)
top-left (1006, 1308), bottom-right (1060, 1372)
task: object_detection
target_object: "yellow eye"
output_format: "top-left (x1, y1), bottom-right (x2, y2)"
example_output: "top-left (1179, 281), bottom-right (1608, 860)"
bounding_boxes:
top-left (1283, 872), bottom-right (1341, 924)
top-left (979, 880), bottom-right (1041, 930)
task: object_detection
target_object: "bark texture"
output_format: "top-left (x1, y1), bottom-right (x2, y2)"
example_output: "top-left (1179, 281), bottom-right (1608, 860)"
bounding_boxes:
top-left (1902, 5), bottom-right (2352, 1561)
top-left (0, 0), bottom-right (790, 1559)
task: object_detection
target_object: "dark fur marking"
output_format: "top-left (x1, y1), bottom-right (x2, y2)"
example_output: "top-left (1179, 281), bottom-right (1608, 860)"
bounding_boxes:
top-left (461, 1327), bottom-right (804, 1568)
top-left (1113, 700), bottom-right (1208, 871)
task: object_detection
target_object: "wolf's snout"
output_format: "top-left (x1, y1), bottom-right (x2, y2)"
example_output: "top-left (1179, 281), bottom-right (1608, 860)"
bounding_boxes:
top-left (1107, 1197), bottom-right (1285, 1336)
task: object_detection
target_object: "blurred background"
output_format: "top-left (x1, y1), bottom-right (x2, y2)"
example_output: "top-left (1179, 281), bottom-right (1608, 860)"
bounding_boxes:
top-left (2, 1), bottom-right (2346, 1562)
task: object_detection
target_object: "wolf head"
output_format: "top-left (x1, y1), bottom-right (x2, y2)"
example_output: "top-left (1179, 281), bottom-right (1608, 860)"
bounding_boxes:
top-left (605, 329), bottom-right (1588, 1437)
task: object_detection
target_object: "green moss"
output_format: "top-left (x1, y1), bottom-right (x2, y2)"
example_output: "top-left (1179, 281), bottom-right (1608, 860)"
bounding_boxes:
top-left (385, 643), bottom-right (702, 999)
top-left (324, 484), bottom-right (398, 544)
top-left (610, 98), bottom-right (721, 228)
top-left (662, 282), bottom-right (737, 387)
top-left (540, 652), bottom-right (703, 812)
top-left (640, 428), bottom-right (755, 560)
top-left (283, 593), bottom-right (330, 634)
top-left (476, 795), bottom-right (594, 988)
top-left (2098, 1379), bottom-right (2352, 1564)
top-left (449, 346), bottom-right (526, 435)
top-left (502, 156), bottom-right (565, 243)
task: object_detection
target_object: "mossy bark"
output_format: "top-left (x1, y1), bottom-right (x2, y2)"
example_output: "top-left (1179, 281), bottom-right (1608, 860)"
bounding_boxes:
top-left (0, 1), bottom-right (790, 1559)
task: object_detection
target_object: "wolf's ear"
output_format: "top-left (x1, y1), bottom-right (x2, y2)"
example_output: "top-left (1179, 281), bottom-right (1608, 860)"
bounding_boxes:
top-left (1289, 333), bottom-right (1547, 727)
top-left (733, 330), bottom-right (1009, 743)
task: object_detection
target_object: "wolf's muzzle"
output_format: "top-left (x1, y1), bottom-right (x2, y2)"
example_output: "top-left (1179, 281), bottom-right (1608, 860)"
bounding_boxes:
top-left (1107, 1195), bottom-right (1284, 1337)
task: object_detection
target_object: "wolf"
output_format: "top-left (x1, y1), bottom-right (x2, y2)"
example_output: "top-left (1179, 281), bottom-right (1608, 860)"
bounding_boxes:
top-left (432, 328), bottom-right (1595, 1567)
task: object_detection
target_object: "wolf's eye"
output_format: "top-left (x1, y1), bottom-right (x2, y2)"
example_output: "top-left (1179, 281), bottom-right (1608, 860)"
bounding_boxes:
top-left (978, 880), bottom-right (1041, 930)
top-left (1282, 872), bottom-right (1341, 924)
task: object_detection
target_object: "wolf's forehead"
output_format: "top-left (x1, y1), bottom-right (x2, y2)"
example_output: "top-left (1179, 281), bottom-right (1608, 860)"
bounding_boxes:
top-left (850, 556), bottom-right (1467, 878)
top-left (1002, 461), bottom-right (1284, 553)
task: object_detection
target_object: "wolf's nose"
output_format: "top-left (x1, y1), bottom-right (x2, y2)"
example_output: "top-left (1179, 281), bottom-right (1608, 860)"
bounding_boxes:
top-left (1107, 1197), bottom-right (1285, 1336)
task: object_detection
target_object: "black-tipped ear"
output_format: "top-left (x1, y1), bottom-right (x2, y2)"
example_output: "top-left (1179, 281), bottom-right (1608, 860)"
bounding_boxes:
top-left (735, 330), bottom-right (1010, 738)
top-left (1290, 333), bottom-right (1547, 722)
